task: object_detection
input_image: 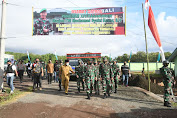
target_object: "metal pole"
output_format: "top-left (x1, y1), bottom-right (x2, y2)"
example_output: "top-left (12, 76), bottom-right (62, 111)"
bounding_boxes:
top-left (142, 3), bottom-right (151, 91)
top-left (0, 0), bottom-right (7, 90)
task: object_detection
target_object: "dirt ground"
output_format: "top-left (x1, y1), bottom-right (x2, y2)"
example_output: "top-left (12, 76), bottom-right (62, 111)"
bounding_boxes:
top-left (0, 76), bottom-right (177, 118)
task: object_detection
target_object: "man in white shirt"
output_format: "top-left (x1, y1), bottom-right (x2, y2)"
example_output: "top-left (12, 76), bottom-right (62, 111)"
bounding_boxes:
top-left (5, 60), bottom-right (18, 94)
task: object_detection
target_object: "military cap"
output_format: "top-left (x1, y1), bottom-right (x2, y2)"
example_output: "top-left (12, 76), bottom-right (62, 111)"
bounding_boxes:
top-left (163, 60), bottom-right (169, 65)
top-left (40, 8), bottom-right (47, 13)
top-left (65, 60), bottom-right (69, 63)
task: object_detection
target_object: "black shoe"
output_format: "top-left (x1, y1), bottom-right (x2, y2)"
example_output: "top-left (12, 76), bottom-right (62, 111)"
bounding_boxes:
top-left (65, 93), bottom-right (68, 95)
top-left (103, 93), bottom-right (107, 99)
top-left (164, 101), bottom-right (171, 107)
top-left (58, 89), bottom-right (61, 91)
top-left (108, 93), bottom-right (110, 97)
top-left (114, 90), bottom-right (117, 93)
top-left (87, 93), bottom-right (90, 100)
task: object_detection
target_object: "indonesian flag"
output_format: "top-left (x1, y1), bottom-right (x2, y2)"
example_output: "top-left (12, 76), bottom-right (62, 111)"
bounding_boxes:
top-left (145, 0), bottom-right (150, 10)
top-left (146, 1), bottom-right (166, 61)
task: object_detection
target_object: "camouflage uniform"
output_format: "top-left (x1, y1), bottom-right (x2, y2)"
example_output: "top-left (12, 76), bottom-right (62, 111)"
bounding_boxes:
top-left (94, 63), bottom-right (101, 95)
top-left (33, 18), bottom-right (52, 35)
top-left (112, 63), bottom-right (120, 93)
top-left (160, 66), bottom-right (174, 102)
top-left (160, 60), bottom-right (175, 107)
top-left (84, 63), bottom-right (96, 95)
top-left (99, 59), bottom-right (114, 97)
top-left (76, 63), bottom-right (85, 92)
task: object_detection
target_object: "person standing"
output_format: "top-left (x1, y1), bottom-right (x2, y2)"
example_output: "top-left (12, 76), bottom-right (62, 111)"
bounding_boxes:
top-left (94, 59), bottom-right (101, 95)
top-left (84, 59), bottom-right (96, 99)
top-left (4, 60), bottom-right (18, 94)
top-left (54, 60), bottom-right (59, 83)
top-left (112, 60), bottom-right (120, 93)
top-left (121, 61), bottom-right (130, 87)
top-left (46, 60), bottom-right (54, 84)
top-left (76, 60), bottom-right (85, 93)
top-left (59, 60), bottom-right (74, 95)
top-left (17, 60), bottom-right (25, 83)
top-left (58, 60), bottom-right (63, 91)
top-left (99, 57), bottom-right (114, 99)
top-left (160, 60), bottom-right (175, 107)
top-left (32, 58), bottom-right (43, 91)
top-left (142, 68), bottom-right (146, 79)
top-left (26, 61), bottom-right (32, 78)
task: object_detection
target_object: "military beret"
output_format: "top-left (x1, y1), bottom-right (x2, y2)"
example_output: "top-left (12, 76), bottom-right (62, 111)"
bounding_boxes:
top-left (65, 60), bottom-right (69, 63)
top-left (40, 8), bottom-right (47, 13)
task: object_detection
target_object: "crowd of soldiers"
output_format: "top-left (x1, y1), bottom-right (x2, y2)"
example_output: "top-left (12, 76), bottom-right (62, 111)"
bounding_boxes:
top-left (2, 57), bottom-right (176, 107)
top-left (28, 57), bottom-right (122, 99)
top-left (76, 57), bottom-right (121, 99)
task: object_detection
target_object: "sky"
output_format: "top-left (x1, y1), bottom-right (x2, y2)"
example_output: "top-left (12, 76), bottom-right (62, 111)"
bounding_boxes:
top-left (1, 0), bottom-right (177, 58)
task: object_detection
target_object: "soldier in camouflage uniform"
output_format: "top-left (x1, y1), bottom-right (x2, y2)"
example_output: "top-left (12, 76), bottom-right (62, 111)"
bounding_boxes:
top-left (160, 60), bottom-right (175, 107)
top-left (112, 60), bottom-right (120, 93)
top-left (99, 57), bottom-right (114, 99)
top-left (76, 60), bottom-right (85, 93)
top-left (94, 59), bottom-right (101, 95)
top-left (33, 8), bottom-right (52, 35)
top-left (84, 59), bottom-right (96, 100)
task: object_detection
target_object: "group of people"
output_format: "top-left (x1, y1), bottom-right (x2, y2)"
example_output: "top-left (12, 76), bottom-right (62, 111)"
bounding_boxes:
top-left (75, 57), bottom-right (130, 99)
top-left (2, 57), bottom-right (131, 99)
top-left (1, 57), bottom-right (176, 107)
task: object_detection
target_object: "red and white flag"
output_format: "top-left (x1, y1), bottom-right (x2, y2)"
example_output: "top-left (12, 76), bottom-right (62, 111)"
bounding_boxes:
top-left (145, 0), bottom-right (150, 10)
top-left (146, 1), bottom-right (166, 61)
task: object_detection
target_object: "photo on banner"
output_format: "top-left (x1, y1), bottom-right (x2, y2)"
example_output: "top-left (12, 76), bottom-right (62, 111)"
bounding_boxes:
top-left (33, 7), bottom-right (125, 35)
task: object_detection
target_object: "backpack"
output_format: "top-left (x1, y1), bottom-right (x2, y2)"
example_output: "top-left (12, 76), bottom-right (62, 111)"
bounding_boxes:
top-left (6, 65), bottom-right (14, 73)
top-left (34, 63), bottom-right (42, 73)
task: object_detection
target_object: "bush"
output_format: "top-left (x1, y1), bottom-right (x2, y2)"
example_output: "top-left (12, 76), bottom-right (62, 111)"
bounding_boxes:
top-left (129, 75), bottom-right (164, 94)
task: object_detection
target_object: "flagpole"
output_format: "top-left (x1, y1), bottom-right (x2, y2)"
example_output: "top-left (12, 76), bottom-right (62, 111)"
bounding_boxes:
top-left (142, 3), bottom-right (151, 92)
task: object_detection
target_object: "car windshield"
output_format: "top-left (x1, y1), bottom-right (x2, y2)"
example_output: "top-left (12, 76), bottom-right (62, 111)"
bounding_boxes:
top-left (69, 60), bottom-right (79, 66)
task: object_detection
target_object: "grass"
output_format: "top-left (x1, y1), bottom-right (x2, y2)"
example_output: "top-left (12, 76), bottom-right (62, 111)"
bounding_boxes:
top-left (172, 102), bottom-right (177, 107)
top-left (0, 87), bottom-right (32, 106)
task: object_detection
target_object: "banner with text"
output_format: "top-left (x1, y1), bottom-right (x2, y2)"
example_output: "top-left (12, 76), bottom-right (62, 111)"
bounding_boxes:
top-left (33, 7), bottom-right (125, 35)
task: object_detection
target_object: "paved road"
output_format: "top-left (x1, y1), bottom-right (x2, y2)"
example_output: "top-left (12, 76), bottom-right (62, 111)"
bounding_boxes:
top-left (0, 77), bottom-right (177, 118)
